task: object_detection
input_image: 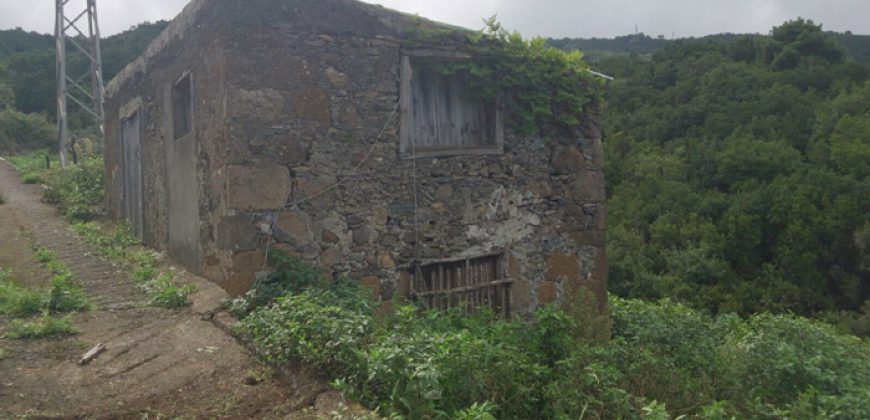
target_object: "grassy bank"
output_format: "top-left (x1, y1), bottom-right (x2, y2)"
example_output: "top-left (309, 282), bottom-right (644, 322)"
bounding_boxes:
top-left (230, 255), bottom-right (870, 419)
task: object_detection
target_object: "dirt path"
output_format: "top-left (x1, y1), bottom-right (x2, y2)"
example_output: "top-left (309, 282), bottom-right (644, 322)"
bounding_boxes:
top-left (0, 159), bottom-right (334, 419)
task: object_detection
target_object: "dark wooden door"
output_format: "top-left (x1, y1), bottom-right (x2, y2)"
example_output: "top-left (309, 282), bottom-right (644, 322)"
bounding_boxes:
top-left (120, 110), bottom-right (144, 239)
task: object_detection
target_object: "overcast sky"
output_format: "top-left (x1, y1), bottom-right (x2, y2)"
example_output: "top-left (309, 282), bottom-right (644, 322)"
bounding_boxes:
top-left (0, 0), bottom-right (866, 38)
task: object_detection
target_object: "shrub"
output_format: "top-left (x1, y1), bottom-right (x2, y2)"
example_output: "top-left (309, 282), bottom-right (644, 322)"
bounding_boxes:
top-left (21, 173), bottom-right (42, 184)
top-left (225, 249), bottom-right (323, 318)
top-left (45, 272), bottom-right (90, 313)
top-left (0, 110), bottom-right (55, 155)
top-left (4, 312), bottom-right (75, 339)
top-left (719, 313), bottom-right (870, 411)
top-left (242, 285), bottom-right (371, 374)
top-left (235, 258), bottom-right (870, 419)
top-left (142, 273), bottom-right (194, 309)
top-left (42, 157), bottom-right (104, 222)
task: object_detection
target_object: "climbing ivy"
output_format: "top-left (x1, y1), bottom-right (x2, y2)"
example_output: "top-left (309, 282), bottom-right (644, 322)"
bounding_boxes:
top-left (436, 18), bottom-right (605, 136)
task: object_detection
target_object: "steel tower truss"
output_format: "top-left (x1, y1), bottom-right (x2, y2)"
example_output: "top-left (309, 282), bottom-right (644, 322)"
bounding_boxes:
top-left (55, 0), bottom-right (105, 167)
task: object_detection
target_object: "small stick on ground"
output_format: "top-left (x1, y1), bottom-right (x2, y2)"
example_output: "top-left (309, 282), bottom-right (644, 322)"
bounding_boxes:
top-left (79, 343), bottom-right (107, 365)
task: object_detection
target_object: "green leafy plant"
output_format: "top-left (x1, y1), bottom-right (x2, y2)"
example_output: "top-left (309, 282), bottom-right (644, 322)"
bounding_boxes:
top-left (235, 256), bottom-right (870, 419)
top-left (72, 222), bottom-right (194, 308)
top-left (0, 268), bottom-right (44, 317)
top-left (41, 157), bottom-right (104, 222)
top-left (431, 18), bottom-right (604, 137)
top-left (34, 246), bottom-right (58, 263)
top-left (4, 311), bottom-right (75, 339)
top-left (142, 273), bottom-right (194, 309)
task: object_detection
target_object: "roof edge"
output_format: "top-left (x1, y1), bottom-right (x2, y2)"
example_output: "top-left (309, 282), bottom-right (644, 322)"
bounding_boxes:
top-left (105, 0), bottom-right (208, 98)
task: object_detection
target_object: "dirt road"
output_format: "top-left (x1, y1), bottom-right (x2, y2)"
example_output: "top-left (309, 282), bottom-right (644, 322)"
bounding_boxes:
top-left (0, 159), bottom-right (332, 419)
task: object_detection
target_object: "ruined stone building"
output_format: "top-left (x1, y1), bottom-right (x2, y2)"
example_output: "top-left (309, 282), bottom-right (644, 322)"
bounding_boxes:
top-left (104, 0), bottom-right (607, 315)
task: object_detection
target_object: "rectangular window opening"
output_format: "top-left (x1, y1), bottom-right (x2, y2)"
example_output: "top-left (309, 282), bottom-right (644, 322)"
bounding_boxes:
top-left (171, 73), bottom-right (192, 140)
top-left (410, 252), bottom-right (513, 316)
top-left (400, 56), bottom-right (503, 159)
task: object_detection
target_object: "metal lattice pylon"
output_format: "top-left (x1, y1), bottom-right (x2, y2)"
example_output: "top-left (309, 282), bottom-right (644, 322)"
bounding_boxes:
top-left (55, 0), bottom-right (105, 168)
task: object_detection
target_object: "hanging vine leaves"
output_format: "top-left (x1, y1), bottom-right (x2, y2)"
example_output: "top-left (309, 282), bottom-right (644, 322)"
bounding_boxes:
top-left (435, 17), bottom-right (606, 136)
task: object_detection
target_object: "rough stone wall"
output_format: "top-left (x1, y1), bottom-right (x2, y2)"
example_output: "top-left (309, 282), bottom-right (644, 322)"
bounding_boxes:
top-left (104, 2), bottom-right (228, 268)
top-left (105, 0), bottom-right (607, 314)
top-left (201, 0), bottom-right (608, 313)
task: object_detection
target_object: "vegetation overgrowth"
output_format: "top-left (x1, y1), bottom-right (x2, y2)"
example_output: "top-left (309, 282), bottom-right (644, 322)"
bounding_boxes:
top-left (593, 19), bottom-right (870, 329)
top-left (232, 254), bottom-right (870, 419)
top-left (0, 249), bottom-right (89, 318)
top-left (0, 245), bottom-right (88, 340)
top-left (7, 150), bottom-right (104, 222)
top-left (414, 18), bottom-right (604, 137)
top-left (72, 222), bottom-right (194, 309)
top-left (4, 311), bottom-right (75, 339)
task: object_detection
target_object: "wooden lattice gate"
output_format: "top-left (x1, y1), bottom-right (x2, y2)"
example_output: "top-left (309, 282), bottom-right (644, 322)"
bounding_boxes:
top-left (410, 252), bottom-right (513, 316)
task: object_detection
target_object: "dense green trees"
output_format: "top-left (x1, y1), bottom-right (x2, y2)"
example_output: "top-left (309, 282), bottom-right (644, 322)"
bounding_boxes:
top-left (596, 20), bottom-right (870, 321)
top-left (0, 22), bottom-right (167, 153)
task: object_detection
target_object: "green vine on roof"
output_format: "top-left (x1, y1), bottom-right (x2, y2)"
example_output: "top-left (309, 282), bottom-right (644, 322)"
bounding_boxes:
top-left (436, 17), bottom-right (606, 136)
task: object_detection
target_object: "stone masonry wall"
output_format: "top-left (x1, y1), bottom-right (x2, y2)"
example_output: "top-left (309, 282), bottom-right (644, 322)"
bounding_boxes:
top-left (204, 4), bottom-right (607, 313)
top-left (105, 0), bottom-right (607, 314)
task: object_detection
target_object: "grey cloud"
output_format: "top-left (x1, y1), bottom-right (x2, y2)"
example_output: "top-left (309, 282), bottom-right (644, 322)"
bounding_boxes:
top-left (0, 0), bottom-right (865, 38)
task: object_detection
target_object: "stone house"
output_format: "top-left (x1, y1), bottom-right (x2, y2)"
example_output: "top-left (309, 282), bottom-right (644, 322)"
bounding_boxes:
top-left (103, 0), bottom-right (607, 315)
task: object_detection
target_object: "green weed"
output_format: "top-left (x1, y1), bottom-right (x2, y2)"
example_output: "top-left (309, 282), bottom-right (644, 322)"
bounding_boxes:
top-left (235, 256), bottom-right (870, 419)
top-left (143, 273), bottom-right (194, 309)
top-left (34, 246), bottom-right (58, 263)
top-left (41, 157), bottom-right (104, 222)
top-left (4, 312), bottom-right (75, 339)
top-left (0, 269), bottom-right (44, 317)
top-left (45, 273), bottom-right (90, 313)
top-left (0, 264), bottom-right (89, 317)
top-left (21, 173), bottom-right (42, 184)
top-left (72, 222), bottom-right (193, 309)
top-left (6, 150), bottom-right (52, 185)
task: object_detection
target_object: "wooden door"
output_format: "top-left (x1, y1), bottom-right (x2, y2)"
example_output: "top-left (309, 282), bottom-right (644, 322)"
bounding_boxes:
top-left (120, 110), bottom-right (144, 239)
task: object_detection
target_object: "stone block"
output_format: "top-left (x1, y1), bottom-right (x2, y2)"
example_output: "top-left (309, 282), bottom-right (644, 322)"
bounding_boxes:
top-left (546, 254), bottom-right (579, 282)
top-left (275, 211), bottom-right (313, 247)
top-left (551, 145), bottom-right (586, 175)
top-left (226, 165), bottom-right (290, 211)
top-left (291, 86), bottom-right (331, 122)
top-left (539, 281), bottom-right (557, 305)
top-left (325, 66), bottom-right (349, 89)
top-left (319, 247), bottom-right (341, 270)
top-left (379, 252), bottom-right (396, 269)
top-left (569, 230), bottom-right (607, 247)
top-left (352, 226), bottom-right (371, 246)
top-left (512, 278), bottom-right (532, 309)
top-left (217, 214), bottom-right (261, 251)
top-left (321, 228), bottom-right (340, 244)
top-left (223, 250), bottom-right (265, 297)
top-left (227, 88), bottom-right (286, 122)
top-left (567, 170), bottom-right (606, 203)
top-left (397, 272), bottom-right (410, 299)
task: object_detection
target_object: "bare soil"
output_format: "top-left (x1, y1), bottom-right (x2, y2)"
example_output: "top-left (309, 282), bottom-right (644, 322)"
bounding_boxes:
top-left (0, 159), bottom-right (342, 419)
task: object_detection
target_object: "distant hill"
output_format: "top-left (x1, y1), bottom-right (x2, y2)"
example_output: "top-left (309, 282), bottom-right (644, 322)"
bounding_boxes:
top-left (549, 31), bottom-right (870, 64)
top-left (0, 21), bottom-right (169, 117)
